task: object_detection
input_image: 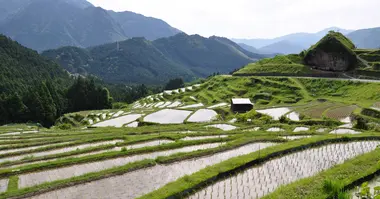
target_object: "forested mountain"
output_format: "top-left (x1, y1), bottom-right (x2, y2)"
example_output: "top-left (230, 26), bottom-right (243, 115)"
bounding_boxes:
top-left (347, 27), bottom-right (380, 49)
top-left (0, 0), bottom-right (126, 52)
top-left (0, 34), bottom-right (112, 126)
top-left (0, 0), bottom-right (182, 51)
top-left (107, 10), bottom-right (181, 40)
top-left (43, 34), bottom-right (264, 84)
top-left (0, 35), bottom-right (69, 94)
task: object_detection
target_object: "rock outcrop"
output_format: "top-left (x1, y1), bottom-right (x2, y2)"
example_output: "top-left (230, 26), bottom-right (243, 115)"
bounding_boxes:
top-left (304, 31), bottom-right (358, 71)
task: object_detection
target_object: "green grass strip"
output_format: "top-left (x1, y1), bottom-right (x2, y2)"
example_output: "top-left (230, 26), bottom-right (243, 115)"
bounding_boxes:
top-left (7, 176), bottom-right (18, 192)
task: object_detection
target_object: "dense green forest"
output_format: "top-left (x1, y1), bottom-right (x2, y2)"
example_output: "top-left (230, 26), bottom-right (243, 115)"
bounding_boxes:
top-left (0, 35), bottom-right (115, 126)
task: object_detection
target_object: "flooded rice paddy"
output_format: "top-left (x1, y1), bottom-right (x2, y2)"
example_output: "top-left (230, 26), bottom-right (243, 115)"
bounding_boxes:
top-left (29, 142), bottom-right (275, 199)
top-left (93, 114), bottom-right (143, 127)
top-left (207, 124), bottom-right (237, 131)
top-left (257, 108), bottom-right (291, 120)
top-left (19, 143), bottom-right (226, 188)
top-left (188, 141), bottom-right (380, 199)
top-left (143, 109), bottom-right (192, 124)
top-left (187, 109), bottom-right (218, 123)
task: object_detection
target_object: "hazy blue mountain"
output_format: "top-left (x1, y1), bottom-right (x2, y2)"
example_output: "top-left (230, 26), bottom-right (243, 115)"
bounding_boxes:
top-left (63, 0), bottom-right (94, 9)
top-left (232, 27), bottom-right (354, 54)
top-left (258, 40), bottom-right (306, 55)
top-left (0, 0), bottom-right (92, 24)
top-left (107, 10), bottom-right (181, 40)
top-left (238, 43), bottom-right (260, 53)
top-left (42, 34), bottom-right (263, 84)
top-left (347, 27), bottom-right (380, 49)
top-left (0, 0), bottom-right (31, 24)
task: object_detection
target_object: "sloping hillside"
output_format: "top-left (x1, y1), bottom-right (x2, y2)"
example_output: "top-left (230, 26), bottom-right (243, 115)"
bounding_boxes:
top-left (43, 34), bottom-right (262, 84)
top-left (0, 0), bottom-right (126, 51)
top-left (0, 34), bottom-right (70, 94)
top-left (0, 0), bottom-right (182, 51)
top-left (107, 10), bottom-right (181, 40)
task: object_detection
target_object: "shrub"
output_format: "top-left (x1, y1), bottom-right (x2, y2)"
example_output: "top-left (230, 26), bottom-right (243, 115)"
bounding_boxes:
top-left (323, 179), bottom-right (342, 195)
top-left (81, 120), bottom-right (90, 126)
top-left (73, 114), bottom-right (85, 122)
top-left (279, 115), bottom-right (289, 123)
top-left (354, 116), bottom-right (369, 130)
top-left (58, 123), bottom-right (72, 130)
top-left (113, 102), bottom-right (128, 109)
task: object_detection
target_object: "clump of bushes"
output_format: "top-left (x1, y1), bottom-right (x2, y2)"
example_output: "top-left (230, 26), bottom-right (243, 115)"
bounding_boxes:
top-left (236, 110), bottom-right (272, 124)
top-left (113, 102), bottom-right (129, 109)
top-left (354, 116), bottom-right (369, 130)
top-left (58, 123), bottom-right (72, 130)
top-left (73, 114), bottom-right (84, 122)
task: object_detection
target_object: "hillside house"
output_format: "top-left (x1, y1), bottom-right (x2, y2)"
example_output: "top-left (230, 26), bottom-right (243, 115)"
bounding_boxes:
top-left (231, 98), bottom-right (253, 113)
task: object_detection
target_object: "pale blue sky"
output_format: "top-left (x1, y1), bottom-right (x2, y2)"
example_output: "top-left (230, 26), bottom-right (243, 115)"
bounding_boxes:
top-left (87, 0), bottom-right (380, 39)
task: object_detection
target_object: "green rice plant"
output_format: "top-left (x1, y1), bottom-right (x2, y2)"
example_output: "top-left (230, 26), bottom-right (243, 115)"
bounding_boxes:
top-left (323, 179), bottom-right (342, 195)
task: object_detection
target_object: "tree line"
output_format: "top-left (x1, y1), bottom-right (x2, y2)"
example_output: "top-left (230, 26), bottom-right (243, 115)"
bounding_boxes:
top-left (0, 77), bottom-right (112, 127)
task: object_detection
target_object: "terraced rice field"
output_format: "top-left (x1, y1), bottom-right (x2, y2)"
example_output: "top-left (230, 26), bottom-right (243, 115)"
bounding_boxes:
top-left (207, 124), bottom-right (237, 131)
top-left (29, 142), bottom-right (275, 199)
top-left (325, 105), bottom-right (358, 121)
top-left (257, 108), bottom-right (291, 120)
top-left (187, 141), bottom-right (380, 199)
top-left (0, 140), bottom-right (124, 163)
top-left (143, 109), bottom-right (192, 124)
top-left (19, 142), bottom-right (225, 188)
top-left (187, 109), bottom-right (218, 123)
top-left (93, 114), bottom-right (142, 127)
top-left (3, 78), bottom-right (380, 198)
top-left (181, 135), bottom-right (228, 141)
top-left (300, 102), bottom-right (340, 118)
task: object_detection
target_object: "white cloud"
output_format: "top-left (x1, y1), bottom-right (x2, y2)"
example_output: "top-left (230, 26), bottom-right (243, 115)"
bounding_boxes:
top-left (87, 0), bottom-right (380, 38)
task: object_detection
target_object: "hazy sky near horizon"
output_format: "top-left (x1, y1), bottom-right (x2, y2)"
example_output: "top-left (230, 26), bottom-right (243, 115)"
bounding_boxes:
top-left (87, 0), bottom-right (380, 39)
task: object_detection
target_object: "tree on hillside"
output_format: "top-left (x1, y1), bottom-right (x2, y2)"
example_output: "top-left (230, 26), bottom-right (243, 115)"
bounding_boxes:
top-left (67, 77), bottom-right (112, 112)
top-left (164, 78), bottom-right (185, 90)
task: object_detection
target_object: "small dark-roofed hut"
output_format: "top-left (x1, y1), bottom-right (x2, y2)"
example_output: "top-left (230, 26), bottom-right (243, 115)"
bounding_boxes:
top-left (231, 98), bottom-right (253, 113)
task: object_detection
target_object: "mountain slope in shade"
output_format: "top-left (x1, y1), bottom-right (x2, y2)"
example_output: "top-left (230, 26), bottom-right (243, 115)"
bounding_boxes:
top-left (107, 10), bottom-right (181, 40)
top-left (0, 0), bottom-right (182, 51)
top-left (42, 34), bottom-right (263, 84)
top-left (0, 0), bottom-right (127, 52)
top-left (347, 27), bottom-right (380, 49)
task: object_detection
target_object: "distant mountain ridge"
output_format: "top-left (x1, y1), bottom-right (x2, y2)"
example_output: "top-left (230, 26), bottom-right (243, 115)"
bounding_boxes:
top-left (347, 27), bottom-right (380, 49)
top-left (42, 34), bottom-right (265, 84)
top-left (233, 27), bottom-right (354, 54)
top-left (0, 0), bottom-right (181, 51)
